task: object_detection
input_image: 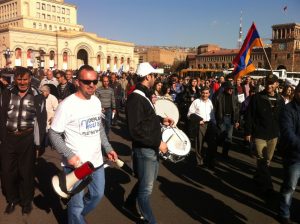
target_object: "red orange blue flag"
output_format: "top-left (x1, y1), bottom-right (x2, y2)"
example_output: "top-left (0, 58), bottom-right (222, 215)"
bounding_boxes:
top-left (232, 22), bottom-right (264, 80)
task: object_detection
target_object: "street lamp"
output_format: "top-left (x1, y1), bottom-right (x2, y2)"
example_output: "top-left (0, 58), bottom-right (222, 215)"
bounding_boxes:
top-left (3, 48), bottom-right (12, 67)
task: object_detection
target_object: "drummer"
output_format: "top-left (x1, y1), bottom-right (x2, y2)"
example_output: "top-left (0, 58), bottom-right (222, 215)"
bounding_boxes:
top-left (187, 86), bottom-right (218, 170)
top-left (124, 62), bottom-right (174, 224)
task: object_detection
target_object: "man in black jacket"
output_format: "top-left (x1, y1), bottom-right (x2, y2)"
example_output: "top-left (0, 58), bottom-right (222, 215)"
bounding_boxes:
top-left (214, 81), bottom-right (240, 157)
top-left (55, 70), bottom-right (76, 102)
top-left (245, 74), bottom-right (285, 195)
top-left (124, 62), bottom-right (173, 224)
top-left (0, 67), bottom-right (46, 215)
top-left (278, 83), bottom-right (300, 224)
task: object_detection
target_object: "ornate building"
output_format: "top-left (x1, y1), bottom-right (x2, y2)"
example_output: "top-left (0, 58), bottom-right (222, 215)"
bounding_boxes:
top-left (188, 23), bottom-right (300, 72)
top-left (271, 23), bottom-right (300, 71)
top-left (0, 0), bottom-right (138, 71)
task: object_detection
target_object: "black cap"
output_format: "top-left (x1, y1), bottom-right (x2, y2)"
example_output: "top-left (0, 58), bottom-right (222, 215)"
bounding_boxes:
top-left (223, 81), bottom-right (234, 89)
top-left (265, 73), bottom-right (278, 84)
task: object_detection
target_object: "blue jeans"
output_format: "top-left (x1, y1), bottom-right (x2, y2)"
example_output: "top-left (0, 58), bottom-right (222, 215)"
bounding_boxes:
top-left (279, 162), bottom-right (300, 218)
top-left (102, 108), bottom-right (112, 136)
top-left (220, 115), bottom-right (234, 143)
top-left (64, 166), bottom-right (105, 224)
top-left (133, 148), bottom-right (159, 224)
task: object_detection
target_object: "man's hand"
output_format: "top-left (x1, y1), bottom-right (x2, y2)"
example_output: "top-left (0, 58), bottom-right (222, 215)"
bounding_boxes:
top-left (68, 155), bottom-right (81, 168)
top-left (163, 117), bottom-right (174, 127)
top-left (245, 135), bottom-right (251, 142)
top-left (159, 141), bottom-right (168, 154)
top-left (235, 122), bottom-right (240, 129)
top-left (107, 150), bottom-right (118, 161)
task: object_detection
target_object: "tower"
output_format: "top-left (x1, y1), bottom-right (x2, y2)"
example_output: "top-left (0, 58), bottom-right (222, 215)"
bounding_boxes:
top-left (237, 10), bottom-right (243, 49)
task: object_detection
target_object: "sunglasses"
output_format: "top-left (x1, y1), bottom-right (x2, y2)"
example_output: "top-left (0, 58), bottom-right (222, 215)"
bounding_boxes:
top-left (79, 79), bottom-right (98, 85)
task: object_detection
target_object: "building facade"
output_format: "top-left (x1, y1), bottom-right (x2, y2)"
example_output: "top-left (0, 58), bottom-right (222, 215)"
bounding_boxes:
top-left (188, 23), bottom-right (300, 72)
top-left (136, 46), bottom-right (193, 67)
top-left (0, 0), bottom-right (137, 71)
top-left (271, 23), bottom-right (300, 71)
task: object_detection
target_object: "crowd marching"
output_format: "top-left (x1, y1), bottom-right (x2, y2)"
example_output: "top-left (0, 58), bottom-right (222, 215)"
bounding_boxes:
top-left (0, 63), bottom-right (300, 224)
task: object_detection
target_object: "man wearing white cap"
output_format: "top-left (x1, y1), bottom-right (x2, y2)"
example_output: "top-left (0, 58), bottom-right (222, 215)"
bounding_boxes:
top-left (124, 62), bottom-right (174, 224)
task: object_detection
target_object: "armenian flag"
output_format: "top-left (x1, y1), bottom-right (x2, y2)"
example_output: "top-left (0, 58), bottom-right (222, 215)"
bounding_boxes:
top-left (232, 22), bottom-right (263, 80)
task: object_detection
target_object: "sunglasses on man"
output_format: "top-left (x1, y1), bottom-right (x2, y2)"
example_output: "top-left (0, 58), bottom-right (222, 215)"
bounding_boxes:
top-left (79, 79), bottom-right (98, 85)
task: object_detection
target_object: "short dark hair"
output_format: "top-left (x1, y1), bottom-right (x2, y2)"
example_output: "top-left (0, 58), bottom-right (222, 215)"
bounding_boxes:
top-left (14, 66), bottom-right (32, 77)
top-left (77, 65), bottom-right (95, 79)
top-left (55, 70), bottom-right (67, 80)
top-left (201, 86), bottom-right (210, 92)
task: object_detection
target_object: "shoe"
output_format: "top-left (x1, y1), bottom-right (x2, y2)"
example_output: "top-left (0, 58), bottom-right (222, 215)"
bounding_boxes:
top-left (122, 200), bottom-right (144, 220)
top-left (4, 202), bottom-right (17, 214)
top-left (277, 216), bottom-right (294, 224)
top-left (22, 204), bottom-right (32, 215)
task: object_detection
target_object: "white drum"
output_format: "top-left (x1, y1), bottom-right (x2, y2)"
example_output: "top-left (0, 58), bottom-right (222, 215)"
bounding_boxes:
top-left (154, 98), bottom-right (179, 126)
top-left (154, 98), bottom-right (191, 163)
top-left (160, 127), bottom-right (191, 163)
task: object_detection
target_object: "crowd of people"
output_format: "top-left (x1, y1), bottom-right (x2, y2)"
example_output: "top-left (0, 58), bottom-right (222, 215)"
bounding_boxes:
top-left (0, 63), bottom-right (300, 224)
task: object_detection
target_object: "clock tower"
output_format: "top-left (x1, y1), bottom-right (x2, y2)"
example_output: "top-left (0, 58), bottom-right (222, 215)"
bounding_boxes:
top-left (271, 23), bottom-right (300, 72)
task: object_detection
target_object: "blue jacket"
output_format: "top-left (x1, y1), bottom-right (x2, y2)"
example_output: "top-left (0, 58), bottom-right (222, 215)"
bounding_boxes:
top-left (280, 99), bottom-right (300, 164)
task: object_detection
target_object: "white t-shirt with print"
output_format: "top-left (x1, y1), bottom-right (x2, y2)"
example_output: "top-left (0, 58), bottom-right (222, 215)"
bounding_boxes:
top-left (51, 94), bottom-right (103, 167)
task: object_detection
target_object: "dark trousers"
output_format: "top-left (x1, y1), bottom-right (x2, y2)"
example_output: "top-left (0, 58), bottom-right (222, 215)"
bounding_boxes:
top-left (1, 132), bottom-right (35, 206)
top-left (195, 122), bottom-right (218, 167)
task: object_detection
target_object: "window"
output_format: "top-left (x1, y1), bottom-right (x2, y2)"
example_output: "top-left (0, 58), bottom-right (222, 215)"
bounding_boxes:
top-left (47, 4), bottom-right (50, 11)
top-left (36, 12), bottom-right (40, 18)
top-left (42, 13), bottom-right (45, 19)
top-left (62, 8), bottom-right (65, 14)
top-left (287, 53), bottom-right (291, 59)
top-left (36, 2), bottom-right (40, 9)
top-left (275, 54), bottom-right (278, 60)
top-left (42, 3), bottom-right (45, 10)
top-left (52, 6), bottom-right (56, 12)
top-left (66, 9), bottom-right (70, 15)
top-left (47, 14), bottom-right (50, 20)
top-left (44, 24), bottom-right (47, 30)
top-left (52, 15), bottom-right (56, 21)
top-left (66, 18), bottom-right (70, 23)
top-left (49, 25), bottom-right (52, 30)
top-left (57, 16), bottom-right (60, 22)
top-left (33, 22), bottom-right (36, 28)
top-left (62, 17), bottom-right (65, 22)
top-left (39, 23), bottom-right (42, 29)
top-left (57, 6), bottom-right (61, 13)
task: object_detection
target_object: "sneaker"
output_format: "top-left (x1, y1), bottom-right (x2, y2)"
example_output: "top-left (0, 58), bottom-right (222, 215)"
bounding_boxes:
top-left (277, 216), bottom-right (294, 224)
top-left (122, 200), bottom-right (144, 220)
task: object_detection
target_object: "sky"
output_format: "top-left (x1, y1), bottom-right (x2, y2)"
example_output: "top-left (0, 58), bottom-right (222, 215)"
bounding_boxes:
top-left (67, 0), bottom-right (300, 49)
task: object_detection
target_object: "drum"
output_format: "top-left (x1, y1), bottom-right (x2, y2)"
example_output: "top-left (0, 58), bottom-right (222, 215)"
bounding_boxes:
top-left (154, 98), bottom-right (179, 126)
top-left (160, 127), bottom-right (191, 163)
top-left (154, 98), bottom-right (191, 163)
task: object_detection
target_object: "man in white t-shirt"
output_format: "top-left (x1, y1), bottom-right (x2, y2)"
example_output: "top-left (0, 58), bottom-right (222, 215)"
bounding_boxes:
top-left (49, 65), bottom-right (118, 224)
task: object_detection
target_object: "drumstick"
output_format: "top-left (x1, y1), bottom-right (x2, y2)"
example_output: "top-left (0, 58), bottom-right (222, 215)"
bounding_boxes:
top-left (165, 134), bottom-right (174, 143)
top-left (163, 113), bottom-right (184, 142)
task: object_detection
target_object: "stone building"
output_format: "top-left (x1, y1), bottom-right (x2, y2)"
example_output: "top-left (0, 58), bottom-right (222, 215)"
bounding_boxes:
top-left (188, 23), bottom-right (300, 72)
top-left (136, 46), bottom-right (192, 66)
top-left (0, 0), bottom-right (137, 71)
top-left (271, 23), bottom-right (300, 71)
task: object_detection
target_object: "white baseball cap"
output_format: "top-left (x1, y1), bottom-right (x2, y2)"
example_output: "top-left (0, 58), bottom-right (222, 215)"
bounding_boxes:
top-left (136, 62), bottom-right (156, 77)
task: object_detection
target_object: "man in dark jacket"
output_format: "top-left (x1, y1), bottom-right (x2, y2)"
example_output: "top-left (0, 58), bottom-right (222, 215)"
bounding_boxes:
top-left (0, 67), bottom-right (46, 215)
top-left (55, 70), bottom-right (76, 102)
top-left (245, 74), bottom-right (285, 194)
top-left (124, 62), bottom-right (173, 224)
top-left (278, 83), bottom-right (300, 224)
top-left (214, 81), bottom-right (240, 157)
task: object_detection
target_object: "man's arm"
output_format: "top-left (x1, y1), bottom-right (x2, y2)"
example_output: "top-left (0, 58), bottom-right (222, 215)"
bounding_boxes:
top-left (48, 128), bottom-right (76, 160)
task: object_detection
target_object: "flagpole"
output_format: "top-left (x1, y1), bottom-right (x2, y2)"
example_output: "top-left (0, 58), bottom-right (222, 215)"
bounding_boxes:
top-left (261, 43), bottom-right (273, 74)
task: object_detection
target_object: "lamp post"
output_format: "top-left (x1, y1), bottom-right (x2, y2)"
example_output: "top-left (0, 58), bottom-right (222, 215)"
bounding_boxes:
top-left (3, 48), bottom-right (12, 67)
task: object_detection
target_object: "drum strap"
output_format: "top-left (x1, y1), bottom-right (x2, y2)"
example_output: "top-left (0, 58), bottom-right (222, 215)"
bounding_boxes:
top-left (133, 89), bottom-right (155, 110)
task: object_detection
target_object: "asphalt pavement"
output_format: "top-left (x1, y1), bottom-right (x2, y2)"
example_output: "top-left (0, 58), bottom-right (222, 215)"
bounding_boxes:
top-left (0, 113), bottom-right (299, 224)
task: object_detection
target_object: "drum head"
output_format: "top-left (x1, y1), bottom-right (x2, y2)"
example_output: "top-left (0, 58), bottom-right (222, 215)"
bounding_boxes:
top-left (162, 128), bottom-right (191, 156)
top-left (154, 99), bottom-right (179, 125)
